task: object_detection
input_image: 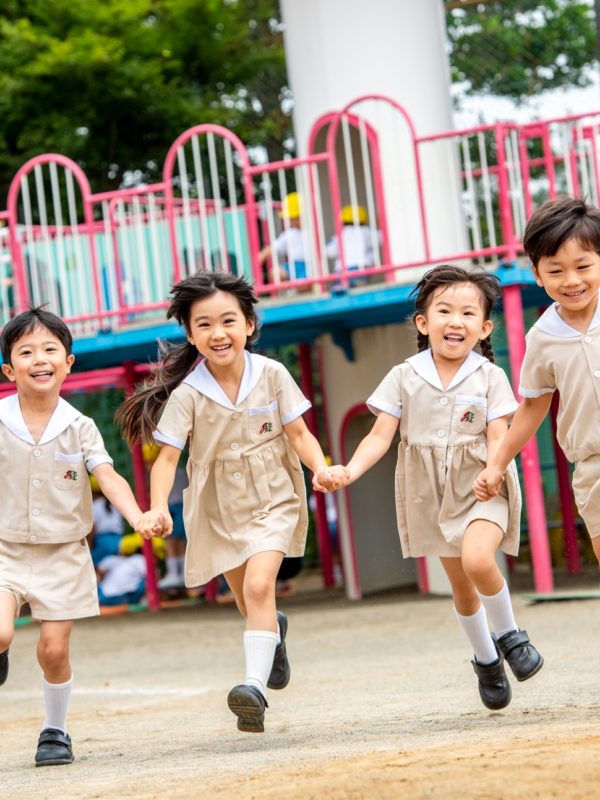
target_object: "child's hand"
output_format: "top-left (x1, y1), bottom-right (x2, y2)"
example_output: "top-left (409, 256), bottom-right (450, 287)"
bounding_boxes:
top-left (473, 467), bottom-right (504, 501)
top-left (313, 465), bottom-right (349, 492)
top-left (138, 508), bottom-right (173, 539)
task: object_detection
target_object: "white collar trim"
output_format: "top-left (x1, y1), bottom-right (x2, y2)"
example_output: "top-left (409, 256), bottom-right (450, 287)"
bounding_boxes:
top-left (406, 349), bottom-right (487, 392)
top-left (183, 351), bottom-right (268, 409)
top-left (535, 293), bottom-right (600, 338)
top-left (0, 394), bottom-right (81, 445)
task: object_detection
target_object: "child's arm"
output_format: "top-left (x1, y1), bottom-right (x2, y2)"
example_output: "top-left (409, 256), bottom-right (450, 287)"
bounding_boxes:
top-left (138, 444), bottom-right (182, 538)
top-left (318, 411), bottom-right (399, 491)
top-left (474, 393), bottom-right (553, 499)
top-left (92, 463), bottom-right (144, 531)
top-left (283, 416), bottom-right (330, 488)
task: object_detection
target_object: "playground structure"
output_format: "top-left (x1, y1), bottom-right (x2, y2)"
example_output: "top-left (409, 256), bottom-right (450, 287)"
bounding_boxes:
top-left (1, 94), bottom-right (599, 603)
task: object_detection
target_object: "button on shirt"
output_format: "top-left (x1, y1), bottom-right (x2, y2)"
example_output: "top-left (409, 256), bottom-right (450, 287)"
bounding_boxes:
top-left (519, 299), bottom-right (600, 462)
top-left (0, 395), bottom-right (113, 544)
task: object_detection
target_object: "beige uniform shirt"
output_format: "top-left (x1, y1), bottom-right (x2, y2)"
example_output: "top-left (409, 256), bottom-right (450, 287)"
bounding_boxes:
top-left (154, 352), bottom-right (310, 586)
top-left (519, 298), bottom-right (600, 463)
top-left (368, 350), bottom-right (522, 558)
top-left (0, 394), bottom-right (112, 544)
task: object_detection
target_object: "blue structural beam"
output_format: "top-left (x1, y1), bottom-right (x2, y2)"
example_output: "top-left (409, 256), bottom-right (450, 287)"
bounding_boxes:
top-left (70, 263), bottom-right (548, 372)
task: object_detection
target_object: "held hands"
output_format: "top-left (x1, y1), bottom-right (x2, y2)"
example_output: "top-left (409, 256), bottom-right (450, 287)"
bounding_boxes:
top-left (313, 464), bottom-right (350, 493)
top-left (473, 466), bottom-right (505, 501)
top-left (137, 508), bottom-right (173, 539)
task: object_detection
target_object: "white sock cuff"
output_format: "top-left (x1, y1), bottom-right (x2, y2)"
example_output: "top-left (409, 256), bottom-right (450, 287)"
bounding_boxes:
top-left (477, 580), bottom-right (508, 602)
top-left (43, 674), bottom-right (73, 690)
top-left (244, 630), bottom-right (278, 643)
top-left (454, 605), bottom-right (486, 623)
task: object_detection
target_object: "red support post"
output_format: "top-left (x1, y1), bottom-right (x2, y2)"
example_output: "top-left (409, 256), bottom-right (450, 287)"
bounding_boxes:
top-left (502, 286), bottom-right (554, 593)
top-left (298, 343), bottom-right (335, 588)
top-left (123, 362), bottom-right (161, 612)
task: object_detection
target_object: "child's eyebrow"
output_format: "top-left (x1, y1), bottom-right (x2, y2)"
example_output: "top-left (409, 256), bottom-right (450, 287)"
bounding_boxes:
top-left (192, 310), bottom-right (240, 322)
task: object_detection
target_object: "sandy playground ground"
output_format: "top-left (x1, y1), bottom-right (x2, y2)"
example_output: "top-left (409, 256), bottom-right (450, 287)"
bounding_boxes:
top-left (1, 575), bottom-right (600, 800)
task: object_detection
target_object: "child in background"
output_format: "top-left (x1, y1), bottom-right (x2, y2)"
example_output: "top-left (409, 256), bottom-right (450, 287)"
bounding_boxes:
top-left (97, 534), bottom-right (165, 607)
top-left (0, 308), bottom-right (150, 766)
top-left (475, 196), bottom-right (600, 566)
top-left (318, 265), bottom-right (543, 710)
top-left (90, 475), bottom-right (126, 566)
top-left (116, 271), bottom-right (329, 733)
top-left (326, 205), bottom-right (382, 289)
top-left (258, 192), bottom-right (308, 283)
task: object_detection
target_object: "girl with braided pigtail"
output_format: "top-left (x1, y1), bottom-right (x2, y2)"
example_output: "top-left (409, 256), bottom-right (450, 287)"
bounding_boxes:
top-left (317, 265), bottom-right (543, 711)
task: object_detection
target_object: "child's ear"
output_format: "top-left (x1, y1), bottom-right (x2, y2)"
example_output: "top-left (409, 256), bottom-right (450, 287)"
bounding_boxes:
top-left (246, 318), bottom-right (255, 338)
top-left (1, 363), bottom-right (15, 382)
top-left (414, 314), bottom-right (428, 335)
top-left (66, 354), bottom-right (75, 373)
top-left (531, 264), bottom-right (544, 287)
top-left (480, 319), bottom-right (494, 340)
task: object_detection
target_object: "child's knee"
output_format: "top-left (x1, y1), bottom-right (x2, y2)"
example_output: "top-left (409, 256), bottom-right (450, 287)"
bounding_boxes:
top-left (0, 627), bottom-right (14, 653)
top-left (243, 574), bottom-right (273, 606)
top-left (37, 638), bottom-right (69, 671)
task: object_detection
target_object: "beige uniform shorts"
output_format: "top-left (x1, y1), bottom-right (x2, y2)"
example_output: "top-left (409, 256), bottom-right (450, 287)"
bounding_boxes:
top-left (0, 538), bottom-right (100, 621)
top-left (573, 455), bottom-right (600, 539)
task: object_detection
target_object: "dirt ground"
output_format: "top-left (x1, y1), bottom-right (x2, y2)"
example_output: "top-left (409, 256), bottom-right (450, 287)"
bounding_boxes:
top-left (2, 577), bottom-right (600, 800)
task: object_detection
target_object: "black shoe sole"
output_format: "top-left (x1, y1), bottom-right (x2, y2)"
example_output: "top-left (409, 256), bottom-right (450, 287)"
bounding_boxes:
top-left (35, 756), bottom-right (74, 767)
top-left (512, 654), bottom-right (544, 683)
top-left (227, 686), bottom-right (265, 733)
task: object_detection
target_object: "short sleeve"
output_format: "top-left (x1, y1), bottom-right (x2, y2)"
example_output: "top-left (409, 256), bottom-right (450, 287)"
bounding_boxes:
top-left (79, 417), bottom-right (113, 471)
top-left (486, 366), bottom-right (519, 422)
top-left (153, 386), bottom-right (196, 450)
top-left (518, 331), bottom-right (556, 398)
top-left (273, 363), bottom-right (311, 425)
top-left (367, 366), bottom-right (402, 418)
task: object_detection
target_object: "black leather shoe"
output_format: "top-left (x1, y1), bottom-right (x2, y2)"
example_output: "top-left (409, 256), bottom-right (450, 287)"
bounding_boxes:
top-left (267, 611), bottom-right (290, 690)
top-left (471, 654), bottom-right (512, 710)
top-left (497, 629), bottom-right (544, 682)
top-left (0, 649), bottom-right (8, 686)
top-left (35, 728), bottom-right (74, 767)
top-left (227, 684), bottom-right (267, 733)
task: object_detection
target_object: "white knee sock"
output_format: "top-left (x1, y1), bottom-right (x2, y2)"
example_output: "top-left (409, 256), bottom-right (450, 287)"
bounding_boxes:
top-left (243, 631), bottom-right (278, 699)
top-left (165, 557), bottom-right (178, 579)
top-left (477, 581), bottom-right (518, 638)
top-left (454, 606), bottom-right (497, 665)
top-left (176, 555), bottom-right (185, 576)
top-left (42, 674), bottom-right (73, 734)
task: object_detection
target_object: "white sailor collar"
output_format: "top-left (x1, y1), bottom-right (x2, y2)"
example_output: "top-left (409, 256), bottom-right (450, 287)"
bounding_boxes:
top-left (183, 351), bottom-right (268, 410)
top-left (0, 394), bottom-right (81, 445)
top-left (534, 293), bottom-right (600, 338)
top-left (406, 349), bottom-right (487, 392)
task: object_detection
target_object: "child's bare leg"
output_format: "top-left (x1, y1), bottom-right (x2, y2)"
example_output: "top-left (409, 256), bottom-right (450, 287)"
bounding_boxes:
top-left (590, 534), bottom-right (600, 567)
top-left (440, 556), bottom-right (510, 709)
top-left (462, 520), bottom-right (543, 681)
top-left (226, 551), bottom-right (284, 732)
top-left (0, 592), bottom-right (17, 686)
top-left (37, 621), bottom-right (74, 734)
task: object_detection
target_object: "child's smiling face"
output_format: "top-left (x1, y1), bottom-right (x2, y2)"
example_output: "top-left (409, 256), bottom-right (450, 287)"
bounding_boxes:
top-left (415, 282), bottom-right (493, 365)
top-left (533, 238), bottom-right (600, 324)
top-left (186, 290), bottom-right (255, 372)
top-left (1, 325), bottom-right (74, 396)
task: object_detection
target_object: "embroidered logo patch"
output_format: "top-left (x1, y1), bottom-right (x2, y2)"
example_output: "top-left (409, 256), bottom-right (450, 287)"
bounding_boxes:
top-left (460, 411), bottom-right (475, 424)
top-left (258, 422), bottom-right (273, 434)
top-left (64, 469), bottom-right (79, 481)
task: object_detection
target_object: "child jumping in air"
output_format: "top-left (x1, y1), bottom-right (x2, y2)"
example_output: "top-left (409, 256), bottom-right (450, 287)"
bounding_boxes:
top-left (116, 271), bottom-right (328, 733)
top-left (475, 196), bottom-right (600, 565)
top-left (318, 265), bottom-right (543, 710)
top-left (0, 307), bottom-right (148, 766)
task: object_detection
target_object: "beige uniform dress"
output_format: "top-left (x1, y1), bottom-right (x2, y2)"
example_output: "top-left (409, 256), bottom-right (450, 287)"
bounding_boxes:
top-left (0, 395), bottom-right (112, 619)
top-left (367, 349), bottom-right (522, 558)
top-left (154, 352), bottom-right (310, 586)
top-left (519, 298), bottom-right (600, 536)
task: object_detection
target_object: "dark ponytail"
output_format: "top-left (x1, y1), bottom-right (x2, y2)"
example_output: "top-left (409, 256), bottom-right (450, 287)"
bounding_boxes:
top-left (410, 264), bottom-right (500, 362)
top-left (115, 271), bottom-right (259, 446)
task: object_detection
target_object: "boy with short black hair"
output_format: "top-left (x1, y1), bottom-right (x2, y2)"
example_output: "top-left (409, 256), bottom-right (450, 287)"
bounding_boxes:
top-left (0, 307), bottom-right (148, 766)
top-left (475, 196), bottom-right (600, 564)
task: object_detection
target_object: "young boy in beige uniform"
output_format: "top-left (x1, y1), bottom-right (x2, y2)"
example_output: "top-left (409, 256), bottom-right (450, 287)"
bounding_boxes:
top-left (475, 196), bottom-right (600, 565)
top-left (0, 307), bottom-right (147, 767)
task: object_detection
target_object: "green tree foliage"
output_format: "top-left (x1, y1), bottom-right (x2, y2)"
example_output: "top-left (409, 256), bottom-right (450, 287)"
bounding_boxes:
top-left (0, 0), bottom-right (290, 200)
top-left (446, 0), bottom-right (596, 101)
